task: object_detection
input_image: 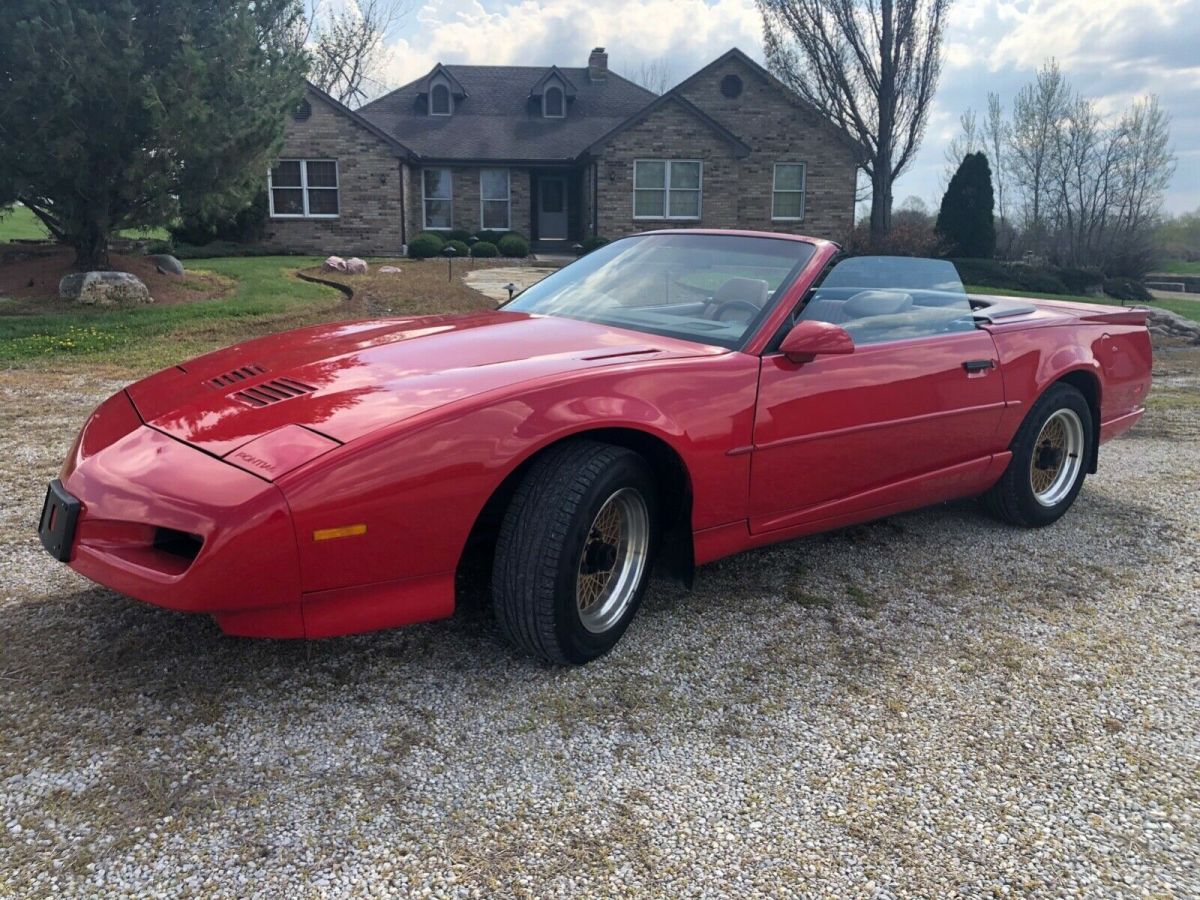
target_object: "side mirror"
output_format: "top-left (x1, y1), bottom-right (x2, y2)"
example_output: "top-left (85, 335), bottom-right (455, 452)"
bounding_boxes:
top-left (779, 319), bottom-right (855, 364)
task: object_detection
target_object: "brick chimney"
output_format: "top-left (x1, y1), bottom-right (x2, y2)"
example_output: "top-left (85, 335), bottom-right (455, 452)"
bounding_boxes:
top-left (588, 47), bottom-right (608, 82)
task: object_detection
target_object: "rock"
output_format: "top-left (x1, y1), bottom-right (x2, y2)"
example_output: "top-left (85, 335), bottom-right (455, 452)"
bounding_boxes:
top-left (59, 271), bottom-right (152, 306)
top-left (149, 254), bottom-right (184, 276)
top-left (346, 257), bottom-right (368, 275)
top-left (323, 256), bottom-right (347, 272)
top-left (379, 265), bottom-right (402, 274)
top-left (1145, 307), bottom-right (1200, 345)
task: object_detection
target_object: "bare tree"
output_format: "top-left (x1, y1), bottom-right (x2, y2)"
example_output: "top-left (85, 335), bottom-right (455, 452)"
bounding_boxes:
top-left (629, 57), bottom-right (675, 95)
top-left (759, 0), bottom-right (953, 247)
top-left (1008, 59), bottom-right (1071, 241)
top-left (941, 108), bottom-right (979, 191)
top-left (983, 92), bottom-right (1008, 223)
top-left (307, 0), bottom-right (407, 106)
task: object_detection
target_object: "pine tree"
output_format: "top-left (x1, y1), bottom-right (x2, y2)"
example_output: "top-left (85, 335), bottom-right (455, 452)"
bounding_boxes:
top-left (0, 0), bottom-right (309, 269)
top-left (936, 152), bottom-right (997, 258)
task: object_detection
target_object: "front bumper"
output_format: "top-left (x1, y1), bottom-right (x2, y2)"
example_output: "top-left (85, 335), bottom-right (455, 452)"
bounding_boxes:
top-left (48, 414), bottom-right (306, 636)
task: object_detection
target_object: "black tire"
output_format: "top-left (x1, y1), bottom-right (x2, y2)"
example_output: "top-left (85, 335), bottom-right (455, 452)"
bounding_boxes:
top-left (982, 382), bottom-right (1093, 527)
top-left (492, 440), bottom-right (659, 664)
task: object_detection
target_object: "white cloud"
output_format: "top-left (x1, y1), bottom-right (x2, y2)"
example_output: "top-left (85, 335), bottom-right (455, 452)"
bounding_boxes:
top-left (379, 0), bottom-right (763, 88)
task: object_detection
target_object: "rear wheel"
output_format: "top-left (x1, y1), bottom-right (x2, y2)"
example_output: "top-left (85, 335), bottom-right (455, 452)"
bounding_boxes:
top-left (983, 382), bottom-right (1092, 527)
top-left (492, 440), bottom-right (658, 664)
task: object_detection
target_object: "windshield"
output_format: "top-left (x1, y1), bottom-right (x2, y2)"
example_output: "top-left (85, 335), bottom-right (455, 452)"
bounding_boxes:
top-left (505, 233), bottom-right (817, 349)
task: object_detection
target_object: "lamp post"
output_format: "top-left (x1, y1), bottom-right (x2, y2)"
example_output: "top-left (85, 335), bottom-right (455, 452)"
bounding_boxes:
top-left (443, 244), bottom-right (457, 282)
top-left (467, 235), bottom-right (479, 268)
top-left (572, 242), bottom-right (584, 257)
top-left (504, 282), bottom-right (519, 303)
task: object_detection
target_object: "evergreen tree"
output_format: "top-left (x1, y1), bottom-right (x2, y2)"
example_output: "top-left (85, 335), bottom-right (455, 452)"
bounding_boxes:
top-left (0, 0), bottom-right (308, 268)
top-left (936, 152), bottom-right (997, 258)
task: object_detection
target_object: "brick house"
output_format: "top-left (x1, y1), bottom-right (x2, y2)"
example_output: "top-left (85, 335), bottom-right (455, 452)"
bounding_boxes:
top-left (262, 48), bottom-right (858, 255)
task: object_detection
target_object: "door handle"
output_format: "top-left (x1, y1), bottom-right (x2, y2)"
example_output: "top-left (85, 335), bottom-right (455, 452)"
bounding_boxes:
top-left (962, 359), bottom-right (995, 372)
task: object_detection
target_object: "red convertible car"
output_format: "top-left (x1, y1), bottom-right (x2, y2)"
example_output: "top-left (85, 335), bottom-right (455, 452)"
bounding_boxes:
top-left (39, 231), bottom-right (1152, 663)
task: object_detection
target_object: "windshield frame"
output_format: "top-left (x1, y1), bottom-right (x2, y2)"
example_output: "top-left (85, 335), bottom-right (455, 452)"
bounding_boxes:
top-left (501, 231), bottom-right (824, 352)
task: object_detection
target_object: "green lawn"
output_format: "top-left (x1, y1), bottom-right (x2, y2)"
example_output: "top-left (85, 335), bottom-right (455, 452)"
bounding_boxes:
top-left (1156, 260), bottom-right (1200, 275)
top-left (0, 257), bottom-right (342, 371)
top-left (0, 204), bottom-right (170, 243)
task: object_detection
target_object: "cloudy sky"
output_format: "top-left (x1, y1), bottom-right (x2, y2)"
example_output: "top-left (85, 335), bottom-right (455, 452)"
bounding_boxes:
top-left (373, 0), bottom-right (1198, 214)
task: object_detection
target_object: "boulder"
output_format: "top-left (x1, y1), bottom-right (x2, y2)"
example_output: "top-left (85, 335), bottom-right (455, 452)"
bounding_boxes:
top-left (1145, 307), bottom-right (1200, 345)
top-left (379, 265), bottom-right (402, 274)
top-left (150, 253), bottom-right (184, 276)
top-left (59, 271), bottom-right (152, 306)
top-left (323, 256), bottom-right (347, 272)
top-left (346, 257), bottom-right (368, 275)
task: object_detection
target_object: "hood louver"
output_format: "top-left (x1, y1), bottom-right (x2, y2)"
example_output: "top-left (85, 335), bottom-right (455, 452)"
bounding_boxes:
top-left (231, 378), bottom-right (317, 408)
top-left (209, 364), bottom-right (267, 387)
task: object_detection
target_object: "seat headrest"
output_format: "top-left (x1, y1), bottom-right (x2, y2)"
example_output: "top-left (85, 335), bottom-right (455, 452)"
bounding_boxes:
top-left (844, 290), bottom-right (913, 318)
top-left (713, 277), bottom-right (770, 306)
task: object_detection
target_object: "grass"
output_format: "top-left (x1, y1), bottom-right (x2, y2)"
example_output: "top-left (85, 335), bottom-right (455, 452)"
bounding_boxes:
top-left (0, 256), bottom-right (341, 371)
top-left (0, 204), bottom-right (169, 243)
top-left (1156, 259), bottom-right (1200, 275)
top-left (966, 283), bottom-right (1200, 323)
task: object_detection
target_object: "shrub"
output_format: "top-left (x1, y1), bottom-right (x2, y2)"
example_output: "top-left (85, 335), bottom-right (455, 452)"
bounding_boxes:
top-left (1103, 277), bottom-right (1152, 303)
top-left (471, 240), bottom-right (499, 258)
top-left (474, 229), bottom-right (510, 244)
top-left (407, 232), bottom-right (445, 259)
top-left (1052, 266), bottom-right (1104, 295)
top-left (498, 234), bottom-right (529, 258)
top-left (172, 241), bottom-right (303, 259)
top-left (935, 152), bottom-right (996, 258)
top-left (445, 229), bottom-right (474, 243)
top-left (843, 219), bottom-right (940, 258)
top-left (444, 239), bottom-right (470, 257)
top-left (169, 191), bottom-right (268, 247)
top-left (952, 258), bottom-right (1069, 295)
top-left (581, 236), bottom-right (610, 253)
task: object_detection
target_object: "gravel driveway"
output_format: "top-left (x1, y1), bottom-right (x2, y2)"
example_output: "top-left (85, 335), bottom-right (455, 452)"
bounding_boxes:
top-left (2, 348), bottom-right (1197, 898)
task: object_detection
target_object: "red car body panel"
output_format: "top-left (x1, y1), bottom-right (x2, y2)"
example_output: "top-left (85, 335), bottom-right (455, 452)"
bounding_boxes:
top-left (47, 231), bottom-right (1152, 638)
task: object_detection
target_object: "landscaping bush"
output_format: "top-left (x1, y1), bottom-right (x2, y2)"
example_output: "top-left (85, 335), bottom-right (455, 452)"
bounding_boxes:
top-left (498, 234), bottom-right (529, 258)
top-left (1102, 277), bottom-right (1152, 304)
top-left (581, 236), bottom-right (610, 253)
top-left (935, 152), bottom-right (996, 258)
top-left (170, 191), bottom-right (268, 247)
top-left (407, 232), bottom-right (445, 259)
top-left (1052, 266), bottom-right (1105, 295)
top-left (475, 229), bottom-right (517, 244)
top-left (952, 258), bottom-right (1069, 295)
top-left (470, 240), bottom-right (499, 258)
top-left (446, 229), bottom-right (474, 243)
top-left (172, 241), bottom-right (303, 259)
top-left (445, 239), bottom-right (470, 257)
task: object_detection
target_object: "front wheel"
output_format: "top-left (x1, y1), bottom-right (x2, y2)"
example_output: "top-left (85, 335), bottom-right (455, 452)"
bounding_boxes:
top-left (492, 440), bottom-right (659, 664)
top-left (983, 382), bottom-right (1093, 527)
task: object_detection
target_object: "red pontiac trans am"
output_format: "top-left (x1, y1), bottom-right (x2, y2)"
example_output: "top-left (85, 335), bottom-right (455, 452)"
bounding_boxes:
top-left (39, 231), bottom-right (1152, 663)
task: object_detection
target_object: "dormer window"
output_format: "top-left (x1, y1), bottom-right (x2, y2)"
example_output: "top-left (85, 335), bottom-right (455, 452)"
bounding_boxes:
top-left (543, 85), bottom-right (564, 118)
top-left (430, 83), bottom-right (451, 116)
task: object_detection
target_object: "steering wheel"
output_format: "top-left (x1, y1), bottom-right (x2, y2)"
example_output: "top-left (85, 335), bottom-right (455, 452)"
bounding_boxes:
top-left (710, 298), bottom-right (761, 324)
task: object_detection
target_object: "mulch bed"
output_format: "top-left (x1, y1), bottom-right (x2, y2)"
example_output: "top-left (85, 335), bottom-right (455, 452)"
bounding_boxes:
top-left (302, 257), bottom-right (517, 318)
top-left (0, 245), bottom-right (233, 311)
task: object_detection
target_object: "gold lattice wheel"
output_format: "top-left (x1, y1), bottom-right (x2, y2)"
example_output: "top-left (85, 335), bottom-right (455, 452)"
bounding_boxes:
top-left (576, 487), bottom-right (650, 634)
top-left (1029, 408), bottom-right (1085, 507)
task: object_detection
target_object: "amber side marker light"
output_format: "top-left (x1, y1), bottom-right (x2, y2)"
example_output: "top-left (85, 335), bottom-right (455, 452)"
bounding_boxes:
top-left (313, 523), bottom-right (367, 541)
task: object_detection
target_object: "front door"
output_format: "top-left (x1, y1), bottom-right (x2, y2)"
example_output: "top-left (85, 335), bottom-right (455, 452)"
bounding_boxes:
top-left (750, 329), bottom-right (1006, 533)
top-left (537, 176), bottom-right (568, 240)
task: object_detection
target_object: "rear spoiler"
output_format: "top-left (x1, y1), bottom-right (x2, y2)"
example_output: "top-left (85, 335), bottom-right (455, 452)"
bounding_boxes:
top-left (1076, 307), bottom-right (1150, 326)
top-left (968, 293), bottom-right (1150, 327)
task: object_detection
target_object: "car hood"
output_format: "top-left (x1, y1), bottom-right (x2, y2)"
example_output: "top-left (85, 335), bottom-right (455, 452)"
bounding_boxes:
top-left (127, 310), bottom-right (724, 458)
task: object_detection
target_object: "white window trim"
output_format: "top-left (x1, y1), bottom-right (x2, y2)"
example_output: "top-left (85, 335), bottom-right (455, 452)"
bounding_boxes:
top-left (268, 159), bottom-right (339, 219)
top-left (632, 159), bottom-right (703, 221)
top-left (479, 168), bottom-right (511, 230)
top-left (771, 162), bottom-right (807, 222)
top-left (429, 82), bottom-right (453, 116)
top-left (422, 167), bottom-right (453, 230)
top-left (542, 85), bottom-right (565, 118)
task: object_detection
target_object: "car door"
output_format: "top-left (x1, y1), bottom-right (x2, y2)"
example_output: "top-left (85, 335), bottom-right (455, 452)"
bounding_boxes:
top-left (747, 257), bottom-right (1007, 534)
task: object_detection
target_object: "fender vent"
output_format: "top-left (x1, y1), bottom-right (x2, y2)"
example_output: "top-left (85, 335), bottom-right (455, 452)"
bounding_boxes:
top-left (210, 364), bottom-right (267, 387)
top-left (231, 378), bottom-right (317, 408)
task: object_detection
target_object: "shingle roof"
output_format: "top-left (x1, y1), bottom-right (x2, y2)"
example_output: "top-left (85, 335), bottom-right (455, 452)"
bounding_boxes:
top-left (357, 65), bottom-right (657, 162)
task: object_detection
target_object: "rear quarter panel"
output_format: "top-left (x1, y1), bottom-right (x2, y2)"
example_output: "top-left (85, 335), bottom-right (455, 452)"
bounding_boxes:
top-left (989, 321), bottom-right (1152, 445)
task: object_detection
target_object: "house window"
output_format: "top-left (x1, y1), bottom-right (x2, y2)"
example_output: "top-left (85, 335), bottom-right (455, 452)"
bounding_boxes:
top-left (480, 169), bottom-right (511, 230)
top-left (633, 160), bottom-right (701, 220)
top-left (430, 83), bottom-right (451, 115)
top-left (423, 168), bottom-right (453, 229)
top-left (772, 163), bottom-right (806, 221)
top-left (268, 160), bottom-right (339, 218)
top-left (543, 86), bottom-right (565, 118)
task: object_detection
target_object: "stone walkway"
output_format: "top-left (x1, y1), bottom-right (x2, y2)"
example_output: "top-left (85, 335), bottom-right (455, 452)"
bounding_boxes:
top-left (464, 266), bottom-right (558, 302)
